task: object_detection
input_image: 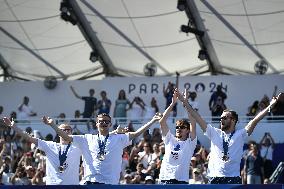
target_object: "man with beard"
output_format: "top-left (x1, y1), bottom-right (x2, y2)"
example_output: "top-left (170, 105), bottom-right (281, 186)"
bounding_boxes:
top-left (158, 89), bottom-right (197, 184)
top-left (183, 91), bottom-right (281, 184)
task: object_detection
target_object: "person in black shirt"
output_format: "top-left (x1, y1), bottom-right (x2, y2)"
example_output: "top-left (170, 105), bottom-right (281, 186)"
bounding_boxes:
top-left (70, 86), bottom-right (97, 118)
top-left (244, 144), bottom-right (264, 184)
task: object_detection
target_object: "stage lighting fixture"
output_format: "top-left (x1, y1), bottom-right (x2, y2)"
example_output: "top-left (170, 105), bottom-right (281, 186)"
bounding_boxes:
top-left (60, 2), bottom-right (69, 13)
top-left (180, 25), bottom-right (205, 37)
top-left (89, 51), bottom-right (99, 63)
top-left (177, 0), bottom-right (186, 11)
top-left (59, 1), bottom-right (77, 25)
top-left (198, 50), bottom-right (207, 61)
top-left (254, 59), bottom-right (268, 75)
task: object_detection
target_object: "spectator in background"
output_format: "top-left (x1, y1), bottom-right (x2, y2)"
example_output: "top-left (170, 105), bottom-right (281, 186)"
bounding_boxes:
top-left (243, 143), bottom-right (264, 184)
top-left (189, 91), bottom-right (199, 112)
top-left (144, 97), bottom-right (159, 121)
top-left (151, 128), bottom-right (162, 145)
top-left (113, 89), bottom-right (130, 123)
top-left (120, 174), bottom-right (133, 184)
top-left (189, 167), bottom-right (206, 184)
top-left (97, 91), bottom-right (112, 114)
top-left (70, 86), bottom-right (97, 119)
top-left (74, 110), bottom-right (81, 119)
top-left (158, 89), bottom-right (197, 184)
top-left (271, 93), bottom-right (284, 120)
top-left (131, 163), bottom-right (147, 184)
top-left (211, 96), bottom-right (227, 121)
top-left (57, 113), bottom-right (66, 123)
top-left (137, 142), bottom-right (154, 171)
top-left (260, 132), bottom-right (275, 179)
top-left (128, 97), bottom-right (145, 123)
top-left (163, 72), bottom-right (180, 117)
top-left (145, 175), bottom-right (155, 184)
top-left (0, 106), bottom-right (3, 118)
top-left (10, 166), bottom-right (30, 185)
top-left (246, 101), bottom-right (259, 117)
top-left (209, 85), bottom-right (227, 120)
top-left (10, 111), bottom-right (17, 121)
top-left (18, 96), bottom-right (37, 120)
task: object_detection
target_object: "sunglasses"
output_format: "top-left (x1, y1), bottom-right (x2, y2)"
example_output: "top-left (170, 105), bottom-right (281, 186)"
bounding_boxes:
top-left (97, 120), bottom-right (111, 124)
top-left (176, 126), bottom-right (187, 130)
top-left (60, 128), bottom-right (71, 132)
top-left (220, 116), bottom-right (233, 120)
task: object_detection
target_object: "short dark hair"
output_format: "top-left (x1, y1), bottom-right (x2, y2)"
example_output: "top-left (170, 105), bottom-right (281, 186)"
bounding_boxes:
top-left (97, 113), bottom-right (111, 120)
top-left (223, 109), bottom-right (238, 123)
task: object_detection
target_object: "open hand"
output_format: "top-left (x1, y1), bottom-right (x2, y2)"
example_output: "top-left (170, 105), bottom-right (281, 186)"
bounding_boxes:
top-left (153, 112), bottom-right (163, 122)
top-left (42, 116), bottom-right (54, 126)
top-left (2, 117), bottom-right (14, 128)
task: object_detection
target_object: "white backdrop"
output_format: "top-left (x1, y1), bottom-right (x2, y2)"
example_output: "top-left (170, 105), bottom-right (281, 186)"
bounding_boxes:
top-left (0, 75), bottom-right (283, 118)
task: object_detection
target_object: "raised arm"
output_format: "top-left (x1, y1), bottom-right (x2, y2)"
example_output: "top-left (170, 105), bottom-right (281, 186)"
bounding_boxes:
top-left (267, 132), bottom-right (275, 148)
top-left (2, 117), bottom-right (37, 145)
top-left (70, 85), bottom-right (81, 99)
top-left (245, 93), bottom-right (281, 136)
top-left (159, 91), bottom-right (178, 136)
top-left (128, 112), bottom-right (162, 141)
top-left (175, 72), bottom-right (180, 89)
top-left (177, 89), bottom-right (196, 140)
top-left (259, 133), bottom-right (267, 145)
top-left (42, 116), bottom-right (73, 143)
top-left (177, 88), bottom-right (208, 132)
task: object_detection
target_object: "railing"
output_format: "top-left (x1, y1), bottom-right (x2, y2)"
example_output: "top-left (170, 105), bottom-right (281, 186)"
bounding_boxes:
top-left (2, 116), bottom-right (284, 146)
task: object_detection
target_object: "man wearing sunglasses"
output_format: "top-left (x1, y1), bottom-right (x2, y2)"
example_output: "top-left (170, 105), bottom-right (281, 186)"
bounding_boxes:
top-left (2, 117), bottom-right (81, 185)
top-left (49, 112), bottom-right (162, 185)
top-left (158, 89), bottom-right (197, 184)
top-left (184, 91), bottom-right (282, 184)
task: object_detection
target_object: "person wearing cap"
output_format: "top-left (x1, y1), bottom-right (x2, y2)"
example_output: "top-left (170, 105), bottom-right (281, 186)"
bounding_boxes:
top-left (158, 89), bottom-right (197, 184)
top-left (51, 112), bottom-right (162, 185)
top-left (183, 91), bottom-right (282, 184)
top-left (120, 174), bottom-right (133, 184)
top-left (145, 175), bottom-right (155, 184)
top-left (189, 167), bottom-right (205, 184)
top-left (2, 117), bottom-right (82, 185)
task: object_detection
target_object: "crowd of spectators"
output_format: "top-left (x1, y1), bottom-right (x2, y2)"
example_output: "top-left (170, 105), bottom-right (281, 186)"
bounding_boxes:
top-left (0, 85), bottom-right (283, 185)
top-left (0, 116), bottom-right (279, 185)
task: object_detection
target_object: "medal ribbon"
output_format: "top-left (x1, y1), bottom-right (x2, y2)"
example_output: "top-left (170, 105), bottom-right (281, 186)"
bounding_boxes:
top-left (59, 143), bottom-right (71, 166)
top-left (222, 130), bottom-right (235, 157)
top-left (97, 134), bottom-right (109, 155)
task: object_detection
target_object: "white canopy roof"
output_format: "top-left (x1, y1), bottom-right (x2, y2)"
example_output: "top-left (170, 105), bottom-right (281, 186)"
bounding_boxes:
top-left (1, 0), bottom-right (284, 81)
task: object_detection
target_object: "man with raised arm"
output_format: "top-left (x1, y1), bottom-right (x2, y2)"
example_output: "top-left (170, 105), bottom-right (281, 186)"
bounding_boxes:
top-left (158, 89), bottom-right (197, 184)
top-left (47, 112), bottom-right (162, 185)
top-left (181, 91), bottom-right (282, 184)
top-left (70, 86), bottom-right (97, 118)
top-left (2, 117), bottom-right (81, 185)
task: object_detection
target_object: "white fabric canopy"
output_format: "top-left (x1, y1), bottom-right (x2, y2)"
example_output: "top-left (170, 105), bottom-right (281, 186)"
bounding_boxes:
top-left (1, 0), bottom-right (283, 81)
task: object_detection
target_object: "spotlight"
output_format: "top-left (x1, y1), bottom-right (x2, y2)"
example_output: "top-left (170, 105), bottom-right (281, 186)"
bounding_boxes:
top-left (89, 51), bottom-right (99, 63)
top-left (60, 12), bottom-right (69, 22)
top-left (180, 25), bottom-right (204, 37)
top-left (198, 50), bottom-right (207, 61)
top-left (60, 2), bottom-right (69, 13)
top-left (59, 1), bottom-right (77, 25)
top-left (177, 0), bottom-right (186, 11)
top-left (254, 59), bottom-right (268, 74)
